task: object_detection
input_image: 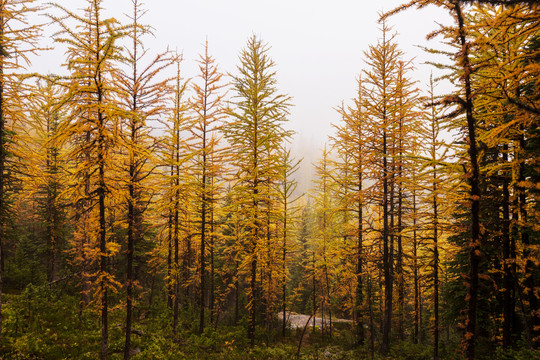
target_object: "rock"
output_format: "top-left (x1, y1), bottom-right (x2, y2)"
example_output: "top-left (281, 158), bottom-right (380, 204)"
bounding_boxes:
top-left (323, 348), bottom-right (332, 358)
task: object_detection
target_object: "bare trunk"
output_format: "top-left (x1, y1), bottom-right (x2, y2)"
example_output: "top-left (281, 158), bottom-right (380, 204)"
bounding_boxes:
top-left (0, 19), bottom-right (4, 343)
top-left (454, 4), bottom-right (481, 359)
top-left (397, 161), bottom-right (404, 342)
top-left (382, 129), bottom-right (392, 354)
top-left (167, 207), bottom-right (173, 308)
top-left (433, 171), bottom-right (439, 360)
top-left (234, 259), bottom-right (239, 326)
top-left (502, 145), bottom-right (513, 348)
top-left (124, 180), bottom-right (134, 360)
top-left (518, 130), bottom-right (539, 348)
top-left (431, 90), bottom-right (440, 360)
top-left (209, 206), bottom-right (215, 327)
top-left (248, 254), bottom-right (257, 346)
top-left (199, 77), bottom-right (208, 334)
top-left (173, 96), bottom-right (181, 334)
top-left (367, 273), bottom-right (375, 360)
top-left (199, 167), bottom-right (206, 334)
top-left (413, 185), bottom-right (419, 344)
top-left (124, 24), bottom-right (139, 356)
top-left (173, 169), bottom-right (180, 335)
top-left (356, 168), bottom-right (364, 345)
top-left (96, 33), bottom-right (108, 357)
top-left (98, 116), bottom-right (108, 360)
top-left (282, 199), bottom-right (287, 337)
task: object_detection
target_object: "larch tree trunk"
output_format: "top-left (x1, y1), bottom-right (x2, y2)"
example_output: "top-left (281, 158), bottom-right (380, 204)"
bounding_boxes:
top-left (453, 3), bottom-right (482, 359)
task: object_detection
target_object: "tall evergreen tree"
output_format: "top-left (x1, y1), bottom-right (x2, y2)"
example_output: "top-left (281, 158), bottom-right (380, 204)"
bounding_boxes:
top-left (333, 77), bottom-right (368, 345)
top-left (188, 39), bottom-right (227, 333)
top-left (51, 1), bottom-right (124, 357)
top-left (159, 57), bottom-right (190, 335)
top-left (116, 1), bottom-right (174, 357)
top-left (362, 21), bottom-right (403, 353)
top-left (224, 35), bottom-right (292, 347)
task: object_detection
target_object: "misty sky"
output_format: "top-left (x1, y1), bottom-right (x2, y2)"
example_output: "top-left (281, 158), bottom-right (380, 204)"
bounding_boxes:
top-left (33, 0), bottom-right (453, 192)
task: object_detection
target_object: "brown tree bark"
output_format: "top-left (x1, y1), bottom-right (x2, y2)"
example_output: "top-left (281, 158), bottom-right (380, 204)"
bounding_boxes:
top-left (0, 9), bottom-right (5, 345)
top-left (453, 3), bottom-right (482, 359)
top-left (502, 145), bottom-right (514, 348)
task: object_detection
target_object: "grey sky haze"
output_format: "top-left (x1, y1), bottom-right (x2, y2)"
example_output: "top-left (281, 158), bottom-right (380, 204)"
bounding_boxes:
top-left (33, 0), bottom-right (452, 191)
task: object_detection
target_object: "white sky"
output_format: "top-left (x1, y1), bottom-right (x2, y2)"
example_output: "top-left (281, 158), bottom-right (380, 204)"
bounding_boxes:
top-left (32, 0), bottom-right (453, 192)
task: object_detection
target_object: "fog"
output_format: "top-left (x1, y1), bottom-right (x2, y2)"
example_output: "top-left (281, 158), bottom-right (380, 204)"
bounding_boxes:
top-left (31, 0), bottom-right (454, 194)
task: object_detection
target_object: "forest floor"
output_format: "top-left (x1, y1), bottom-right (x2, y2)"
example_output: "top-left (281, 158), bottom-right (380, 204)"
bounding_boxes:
top-left (277, 311), bottom-right (353, 329)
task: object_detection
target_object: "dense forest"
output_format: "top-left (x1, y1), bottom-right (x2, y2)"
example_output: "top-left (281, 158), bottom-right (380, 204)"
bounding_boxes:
top-left (0, 0), bottom-right (538, 359)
